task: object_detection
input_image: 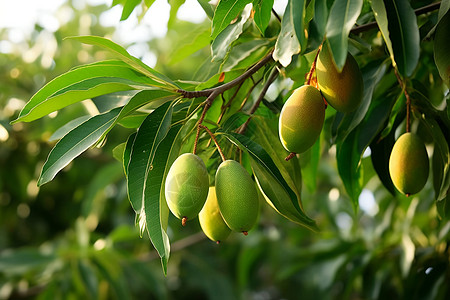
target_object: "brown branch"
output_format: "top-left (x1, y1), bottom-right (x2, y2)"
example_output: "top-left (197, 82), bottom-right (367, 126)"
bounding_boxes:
top-left (350, 1), bottom-right (441, 35)
top-left (178, 50), bottom-right (274, 99)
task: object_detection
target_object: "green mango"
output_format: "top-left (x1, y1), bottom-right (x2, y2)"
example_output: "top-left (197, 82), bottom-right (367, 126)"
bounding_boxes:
top-left (389, 133), bottom-right (429, 196)
top-left (215, 160), bottom-right (259, 234)
top-left (165, 153), bottom-right (209, 224)
top-left (316, 43), bottom-right (364, 113)
top-left (278, 85), bottom-right (325, 154)
top-left (199, 187), bottom-right (231, 243)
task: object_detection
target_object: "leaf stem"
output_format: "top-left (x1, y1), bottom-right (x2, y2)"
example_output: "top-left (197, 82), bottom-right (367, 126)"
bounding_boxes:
top-left (199, 124), bottom-right (226, 162)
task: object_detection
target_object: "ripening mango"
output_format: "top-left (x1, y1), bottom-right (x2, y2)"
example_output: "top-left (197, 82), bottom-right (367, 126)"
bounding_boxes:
top-left (215, 160), bottom-right (259, 234)
top-left (165, 153), bottom-right (209, 225)
top-left (389, 133), bottom-right (429, 196)
top-left (316, 43), bottom-right (364, 113)
top-left (199, 186), bottom-right (231, 243)
top-left (278, 85), bottom-right (325, 154)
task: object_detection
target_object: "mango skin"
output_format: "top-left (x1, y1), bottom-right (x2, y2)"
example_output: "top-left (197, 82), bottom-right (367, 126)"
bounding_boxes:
top-left (199, 187), bottom-right (231, 243)
top-left (165, 153), bottom-right (209, 222)
top-left (215, 160), bottom-right (259, 233)
top-left (389, 133), bottom-right (429, 196)
top-left (316, 43), bottom-right (364, 113)
top-left (279, 85), bottom-right (325, 153)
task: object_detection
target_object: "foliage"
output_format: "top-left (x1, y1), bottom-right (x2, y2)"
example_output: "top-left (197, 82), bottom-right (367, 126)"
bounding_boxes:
top-left (1, 0), bottom-right (450, 299)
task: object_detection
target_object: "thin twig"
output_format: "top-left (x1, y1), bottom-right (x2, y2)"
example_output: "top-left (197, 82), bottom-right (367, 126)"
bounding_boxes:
top-left (237, 68), bottom-right (279, 135)
top-left (350, 1), bottom-right (441, 35)
top-left (199, 124), bottom-right (226, 162)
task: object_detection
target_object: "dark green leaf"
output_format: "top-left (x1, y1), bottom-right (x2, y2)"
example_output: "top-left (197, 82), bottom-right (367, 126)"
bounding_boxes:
top-left (370, 132), bottom-right (397, 195)
top-left (371, 0), bottom-right (395, 68)
top-left (127, 101), bottom-right (173, 213)
top-left (253, 0), bottom-right (274, 35)
top-left (325, 0), bottom-right (363, 71)
top-left (434, 9), bottom-right (450, 86)
top-left (211, 0), bottom-right (252, 40)
top-left (144, 124), bottom-right (183, 275)
top-left (124, 132), bottom-right (137, 177)
top-left (382, 0), bottom-right (420, 77)
top-left (38, 107), bottom-right (121, 186)
top-left (49, 115), bottom-right (91, 141)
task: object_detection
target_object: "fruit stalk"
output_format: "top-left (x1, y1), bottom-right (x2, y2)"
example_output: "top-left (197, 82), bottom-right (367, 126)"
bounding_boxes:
top-left (199, 124), bottom-right (226, 162)
top-left (394, 69), bottom-right (411, 133)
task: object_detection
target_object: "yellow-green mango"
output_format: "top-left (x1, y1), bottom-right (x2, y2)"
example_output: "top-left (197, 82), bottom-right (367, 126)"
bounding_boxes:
top-left (278, 85), bottom-right (325, 153)
top-left (215, 160), bottom-right (259, 234)
top-left (165, 153), bottom-right (209, 224)
top-left (198, 187), bottom-right (231, 243)
top-left (316, 43), bottom-right (364, 113)
top-left (389, 133), bottom-right (429, 196)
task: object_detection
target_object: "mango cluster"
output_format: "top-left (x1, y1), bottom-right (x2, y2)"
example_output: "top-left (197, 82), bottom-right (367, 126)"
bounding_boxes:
top-left (165, 154), bottom-right (259, 243)
top-left (279, 42), bottom-right (364, 155)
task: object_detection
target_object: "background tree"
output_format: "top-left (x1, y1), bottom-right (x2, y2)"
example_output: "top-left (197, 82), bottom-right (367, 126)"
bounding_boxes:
top-left (0, 0), bottom-right (449, 299)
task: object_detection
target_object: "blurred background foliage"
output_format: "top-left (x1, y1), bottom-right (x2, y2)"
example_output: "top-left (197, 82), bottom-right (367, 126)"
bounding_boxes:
top-left (0, 0), bottom-right (449, 299)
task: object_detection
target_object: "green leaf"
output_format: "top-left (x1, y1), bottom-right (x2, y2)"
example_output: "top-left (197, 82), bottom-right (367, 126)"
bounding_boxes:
top-left (197, 0), bottom-right (215, 19)
top-left (68, 36), bottom-right (178, 89)
top-left (211, 0), bottom-right (252, 40)
top-left (378, 0), bottom-right (420, 77)
top-left (144, 124), bottom-right (183, 275)
top-left (371, 0), bottom-right (395, 70)
top-left (0, 248), bottom-right (56, 276)
top-left (49, 115), bottom-right (91, 141)
top-left (13, 62), bottom-right (165, 123)
top-left (370, 131), bottom-right (397, 195)
top-left (112, 142), bottom-right (126, 163)
top-left (38, 107), bottom-right (121, 186)
top-left (273, 0), bottom-right (305, 67)
top-left (325, 0), bottom-right (363, 71)
top-left (336, 86), bottom-right (395, 209)
top-left (123, 132), bottom-right (137, 177)
top-left (221, 39), bottom-right (271, 72)
top-left (253, 0), bottom-right (274, 35)
top-left (119, 0), bottom-right (141, 20)
top-left (434, 9), bottom-right (450, 86)
top-left (127, 101), bottom-right (173, 213)
top-left (169, 29), bottom-right (211, 65)
top-left (211, 6), bottom-right (252, 62)
top-left (299, 139), bottom-right (320, 193)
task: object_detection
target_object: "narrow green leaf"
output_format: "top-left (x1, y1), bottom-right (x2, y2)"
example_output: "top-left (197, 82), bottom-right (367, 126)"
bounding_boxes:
top-left (38, 108), bottom-right (121, 186)
top-left (325, 0), bottom-right (363, 71)
top-left (197, 0), bottom-right (215, 19)
top-left (253, 0), bottom-right (274, 35)
top-left (68, 36), bottom-right (178, 89)
top-left (434, 9), bottom-right (450, 86)
top-left (273, 0), bottom-right (304, 67)
top-left (370, 132), bottom-right (397, 195)
top-left (127, 101), bottom-right (173, 213)
top-left (124, 132), bottom-right (137, 177)
top-left (13, 63), bottom-right (165, 123)
top-left (112, 142), bottom-right (126, 163)
top-left (251, 160), bottom-right (317, 231)
top-left (144, 124), bottom-right (182, 275)
top-left (211, 7), bottom-right (252, 62)
top-left (120, 0), bottom-right (141, 20)
top-left (381, 0), bottom-right (420, 77)
top-left (49, 115), bottom-right (91, 141)
top-left (371, 0), bottom-right (395, 69)
top-left (211, 0), bottom-right (252, 40)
